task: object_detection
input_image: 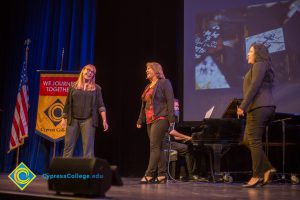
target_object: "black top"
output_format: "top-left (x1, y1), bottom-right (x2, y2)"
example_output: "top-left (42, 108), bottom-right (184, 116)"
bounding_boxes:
top-left (137, 79), bottom-right (175, 125)
top-left (239, 61), bottom-right (275, 112)
top-left (63, 84), bottom-right (106, 127)
top-left (72, 89), bottom-right (93, 119)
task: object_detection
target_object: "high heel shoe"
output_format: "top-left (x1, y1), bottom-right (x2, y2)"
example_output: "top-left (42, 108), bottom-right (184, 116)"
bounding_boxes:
top-left (261, 168), bottom-right (276, 186)
top-left (155, 176), bottom-right (167, 184)
top-left (242, 178), bottom-right (263, 188)
top-left (140, 176), bottom-right (155, 184)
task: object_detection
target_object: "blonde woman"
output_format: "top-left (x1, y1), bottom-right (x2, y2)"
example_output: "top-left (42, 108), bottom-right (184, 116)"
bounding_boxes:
top-left (137, 62), bottom-right (175, 184)
top-left (61, 64), bottom-right (108, 158)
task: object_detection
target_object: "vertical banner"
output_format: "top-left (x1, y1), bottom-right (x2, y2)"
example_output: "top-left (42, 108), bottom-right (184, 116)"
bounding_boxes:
top-left (35, 72), bottom-right (78, 141)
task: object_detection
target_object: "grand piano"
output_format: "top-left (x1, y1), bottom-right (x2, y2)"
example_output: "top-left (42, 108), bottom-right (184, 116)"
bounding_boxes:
top-left (176, 98), bottom-right (300, 182)
top-left (175, 98), bottom-right (244, 181)
top-left (191, 98), bottom-right (244, 178)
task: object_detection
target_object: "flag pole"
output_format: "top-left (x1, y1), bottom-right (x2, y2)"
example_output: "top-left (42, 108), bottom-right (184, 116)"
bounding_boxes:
top-left (24, 39), bottom-right (31, 65)
top-left (55, 47), bottom-right (64, 157)
top-left (14, 39), bottom-right (31, 166)
top-left (60, 48), bottom-right (64, 71)
top-left (53, 142), bottom-right (56, 158)
top-left (16, 147), bottom-right (20, 167)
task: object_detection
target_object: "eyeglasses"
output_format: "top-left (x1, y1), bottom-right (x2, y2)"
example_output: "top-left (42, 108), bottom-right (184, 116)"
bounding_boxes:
top-left (85, 68), bottom-right (95, 75)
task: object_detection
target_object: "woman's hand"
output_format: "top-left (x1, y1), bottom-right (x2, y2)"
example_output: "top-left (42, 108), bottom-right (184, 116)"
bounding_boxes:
top-left (182, 136), bottom-right (192, 143)
top-left (61, 118), bottom-right (67, 129)
top-left (174, 135), bottom-right (192, 143)
top-left (136, 124), bottom-right (142, 128)
top-left (237, 107), bottom-right (244, 117)
top-left (103, 120), bottom-right (109, 131)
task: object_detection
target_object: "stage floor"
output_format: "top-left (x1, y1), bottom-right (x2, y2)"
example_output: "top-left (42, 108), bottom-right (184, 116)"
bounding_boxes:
top-left (1, 174), bottom-right (300, 200)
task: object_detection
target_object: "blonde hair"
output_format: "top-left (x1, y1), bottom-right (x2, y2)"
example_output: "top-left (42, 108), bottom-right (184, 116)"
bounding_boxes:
top-left (146, 62), bottom-right (165, 79)
top-left (73, 64), bottom-right (96, 91)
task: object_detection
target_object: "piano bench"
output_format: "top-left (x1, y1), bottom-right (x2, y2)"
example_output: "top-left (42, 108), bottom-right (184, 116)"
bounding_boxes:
top-left (164, 150), bottom-right (178, 178)
top-left (172, 154), bottom-right (190, 180)
top-left (165, 149), bottom-right (191, 179)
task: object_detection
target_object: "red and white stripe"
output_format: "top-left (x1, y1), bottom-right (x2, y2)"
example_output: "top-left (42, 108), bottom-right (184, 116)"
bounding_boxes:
top-left (9, 84), bottom-right (29, 151)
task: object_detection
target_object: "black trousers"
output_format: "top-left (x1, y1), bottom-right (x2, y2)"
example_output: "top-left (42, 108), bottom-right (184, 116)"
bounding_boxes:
top-left (145, 119), bottom-right (169, 177)
top-left (243, 106), bottom-right (275, 178)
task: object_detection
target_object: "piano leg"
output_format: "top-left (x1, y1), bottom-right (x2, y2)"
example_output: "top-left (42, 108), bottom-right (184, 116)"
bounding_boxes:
top-left (267, 117), bottom-right (293, 184)
top-left (203, 144), bottom-right (235, 183)
top-left (272, 119), bottom-right (292, 183)
top-left (211, 144), bottom-right (222, 173)
top-left (205, 144), bottom-right (223, 182)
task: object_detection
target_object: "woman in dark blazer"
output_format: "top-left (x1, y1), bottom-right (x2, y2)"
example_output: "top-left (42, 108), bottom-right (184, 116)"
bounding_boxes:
top-left (137, 62), bottom-right (175, 184)
top-left (237, 43), bottom-right (276, 187)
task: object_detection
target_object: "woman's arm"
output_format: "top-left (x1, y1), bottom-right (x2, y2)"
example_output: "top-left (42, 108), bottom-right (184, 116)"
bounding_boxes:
top-left (100, 111), bottom-right (108, 131)
top-left (97, 85), bottom-right (108, 131)
top-left (162, 79), bottom-right (175, 124)
top-left (239, 62), bottom-right (268, 111)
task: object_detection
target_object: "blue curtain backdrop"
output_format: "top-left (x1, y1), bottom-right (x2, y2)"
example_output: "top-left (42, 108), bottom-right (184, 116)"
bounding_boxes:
top-left (0, 0), bottom-right (96, 174)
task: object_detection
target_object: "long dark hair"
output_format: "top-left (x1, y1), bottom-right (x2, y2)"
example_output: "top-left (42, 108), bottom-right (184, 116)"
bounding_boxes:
top-left (250, 43), bottom-right (275, 83)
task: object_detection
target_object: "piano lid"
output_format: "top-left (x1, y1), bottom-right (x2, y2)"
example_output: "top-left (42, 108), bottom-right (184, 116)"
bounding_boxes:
top-left (222, 98), bottom-right (243, 119)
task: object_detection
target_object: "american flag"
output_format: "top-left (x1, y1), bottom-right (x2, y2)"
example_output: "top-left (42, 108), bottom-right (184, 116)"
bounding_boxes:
top-left (9, 60), bottom-right (29, 151)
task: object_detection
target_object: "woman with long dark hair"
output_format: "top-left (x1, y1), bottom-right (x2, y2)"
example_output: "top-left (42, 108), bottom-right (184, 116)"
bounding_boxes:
top-left (237, 43), bottom-right (276, 187)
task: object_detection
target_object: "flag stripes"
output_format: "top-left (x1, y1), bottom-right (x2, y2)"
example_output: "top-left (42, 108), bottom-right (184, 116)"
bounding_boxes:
top-left (9, 61), bottom-right (29, 152)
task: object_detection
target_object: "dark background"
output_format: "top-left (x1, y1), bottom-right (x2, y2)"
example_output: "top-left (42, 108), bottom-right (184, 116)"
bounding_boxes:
top-left (93, 0), bottom-right (181, 176)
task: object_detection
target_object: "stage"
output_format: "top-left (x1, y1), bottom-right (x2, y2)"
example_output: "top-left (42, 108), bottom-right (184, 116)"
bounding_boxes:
top-left (0, 174), bottom-right (300, 200)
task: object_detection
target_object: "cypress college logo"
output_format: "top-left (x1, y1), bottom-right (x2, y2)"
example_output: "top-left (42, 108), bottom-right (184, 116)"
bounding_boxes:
top-left (8, 162), bottom-right (36, 190)
top-left (44, 98), bottom-right (64, 126)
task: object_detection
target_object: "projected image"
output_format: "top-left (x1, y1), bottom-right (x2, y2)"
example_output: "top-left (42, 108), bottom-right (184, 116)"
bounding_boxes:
top-left (195, 56), bottom-right (229, 89)
top-left (195, 9), bottom-right (245, 90)
top-left (245, 28), bottom-right (286, 55)
top-left (184, 0), bottom-right (300, 121)
top-left (194, 0), bottom-right (300, 90)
